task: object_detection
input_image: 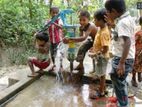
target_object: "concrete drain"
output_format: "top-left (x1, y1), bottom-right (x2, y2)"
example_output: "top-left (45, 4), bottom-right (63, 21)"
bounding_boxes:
top-left (0, 76), bottom-right (19, 91)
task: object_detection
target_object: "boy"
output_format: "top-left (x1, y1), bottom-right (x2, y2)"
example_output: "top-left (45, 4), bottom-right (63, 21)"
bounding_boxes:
top-left (89, 8), bottom-right (111, 98)
top-left (64, 10), bottom-right (97, 74)
top-left (131, 16), bottom-right (142, 87)
top-left (105, 0), bottom-right (135, 106)
top-left (27, 32), bottom-right (50, 77)
top-left (47, 6), bottom-right (63, 70)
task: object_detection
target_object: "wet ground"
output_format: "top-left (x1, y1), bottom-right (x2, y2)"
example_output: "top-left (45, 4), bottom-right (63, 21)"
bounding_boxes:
top-left (1, 54), bottom-right (142, 107)
top-left (4, 75), bottom-right (142, 107)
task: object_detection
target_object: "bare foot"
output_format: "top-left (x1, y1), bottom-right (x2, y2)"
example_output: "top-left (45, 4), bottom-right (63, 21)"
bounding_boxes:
top-left (50, 65), bottom-right (56, 71)
top-left (35, 69), bottom-right (44, 74)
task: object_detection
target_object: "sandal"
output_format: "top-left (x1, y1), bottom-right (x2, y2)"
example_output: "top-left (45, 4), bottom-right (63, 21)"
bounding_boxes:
top-left (89, 90), bottom-right (105, 99)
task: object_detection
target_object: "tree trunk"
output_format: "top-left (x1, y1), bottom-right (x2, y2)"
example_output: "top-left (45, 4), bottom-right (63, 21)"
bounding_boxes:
top-left (49, 0), bottom-right (53, 8)
top-left (66, 0), bottom-right (70, 7)
top-left (28, 0), bottom-right (33, 19)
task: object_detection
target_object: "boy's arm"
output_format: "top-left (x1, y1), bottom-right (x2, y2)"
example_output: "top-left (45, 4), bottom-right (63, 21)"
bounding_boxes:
top-left (117, 36), bottom-right (131, 76)
top-left (101, 46), bottom-right (109, 54)
top-left (53, 22), bottom-right (62, 29)
top-left (104, 15), bottom-right (115, 28)
top-left (69, 27), bottom-right (92, 42)
top-left (53, 19), bottom-right (63, 29)
top-left (116, 21), bottom-right (132, 76)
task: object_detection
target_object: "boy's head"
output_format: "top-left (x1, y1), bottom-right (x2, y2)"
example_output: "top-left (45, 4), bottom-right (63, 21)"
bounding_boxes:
top-left (94, 8), bottom-right (106, 27)
top-left (139, 16), bottom-right (142, 26)
top-left (36, 32), bottom-right (49, 45)
top-left (105, 0), bottom-right (126, 20)
top-left (79, 10), bottom-right (90, 26)
top-left (50, 6), bottom-right (59, 18)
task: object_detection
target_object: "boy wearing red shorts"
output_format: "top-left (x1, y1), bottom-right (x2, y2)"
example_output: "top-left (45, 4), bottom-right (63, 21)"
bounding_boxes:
top-left (28, 32), bottom-right (50, 77)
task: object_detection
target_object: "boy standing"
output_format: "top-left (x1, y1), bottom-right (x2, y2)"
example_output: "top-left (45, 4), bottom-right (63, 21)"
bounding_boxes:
top-left (89, 8), bottom-right (111, 98)
top-left (64, 10), bottom-right (97, 74)
top-left (105, 0), bottom-right (135, 107)
top-left (47, 6), bottom-right (63, 70)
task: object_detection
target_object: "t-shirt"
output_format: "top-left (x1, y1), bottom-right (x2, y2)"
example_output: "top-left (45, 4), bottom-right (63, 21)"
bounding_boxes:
top-left (47, 18), bottom-right (63, 44)
top-left (111, 11), bottom-right (136, 59)
top-left (93, 26), bottom-right (111, 58)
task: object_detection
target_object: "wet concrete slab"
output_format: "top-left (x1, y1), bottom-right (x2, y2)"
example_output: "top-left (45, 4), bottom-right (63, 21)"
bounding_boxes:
top-left (1, 54), bottom-right (142, 107)
top-left (5, 76), bottom-right (142, 107)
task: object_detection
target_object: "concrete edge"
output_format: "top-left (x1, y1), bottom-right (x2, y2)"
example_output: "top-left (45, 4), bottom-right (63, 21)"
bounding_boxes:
top-left (0, 74), bottom-right (42, 105)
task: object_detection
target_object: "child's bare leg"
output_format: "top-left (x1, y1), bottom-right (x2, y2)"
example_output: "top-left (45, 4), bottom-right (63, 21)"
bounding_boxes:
top-left (27, 58), bottom-right (37, 77)
top-left (99, 75), bottom-right (106, 94)
top-left (89, 75), bottom-right (106, 99)
top-left (138, 72), bottom-right (142, 82)
top-left (75, 61), bottom-right (84, 70)
top-left (51, 56), bottom-right (56, 70)
top-left (131, 70), bottom-right (138, 87)
top-left (75, 61), bottom-right (84, 75)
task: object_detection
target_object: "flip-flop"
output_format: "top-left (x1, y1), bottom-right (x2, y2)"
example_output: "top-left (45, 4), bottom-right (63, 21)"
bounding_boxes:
top-left (89, 91), bottom-right (105, 99)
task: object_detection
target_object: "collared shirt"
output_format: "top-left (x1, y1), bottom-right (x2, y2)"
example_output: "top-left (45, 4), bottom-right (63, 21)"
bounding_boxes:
top-left (111, 11), bottom-right (136, 59)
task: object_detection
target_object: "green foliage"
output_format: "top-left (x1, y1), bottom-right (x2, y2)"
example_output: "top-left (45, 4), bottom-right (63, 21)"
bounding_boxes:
top-left (6, 47), bottom-right (36, 65)
top-left (0, 0), bottom-right (140, 65)
top-left (0, 0), bottom-right (49, 47)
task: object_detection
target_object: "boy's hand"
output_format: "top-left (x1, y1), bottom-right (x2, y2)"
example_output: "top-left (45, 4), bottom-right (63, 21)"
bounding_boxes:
top-left (88, 52), bottom-right (96, 58)
top-left (63, 37), bottom-right (69, 44)
top-left (89, 47), bottom-right (94, 53)
top-left (104, 15), bottom-right (115, 28)
top-left (68, 38), bottom-right (75, 42)
top-left (117, 62), bottom-right (125, 77)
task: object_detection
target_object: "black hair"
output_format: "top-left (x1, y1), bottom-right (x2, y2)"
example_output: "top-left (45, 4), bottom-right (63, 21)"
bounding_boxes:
top-left (50, 6), bottom-right (59, 13)
top-left (36, 32), bottom-right (49, 42)
top-left (105, 0), bottom-right (126, 13)
top-left (139, 16), bottom-right (142, 25)
top-left (79, 10), bottom-right (90, 20)
top-left (94, 8), bottom-right (106, 22)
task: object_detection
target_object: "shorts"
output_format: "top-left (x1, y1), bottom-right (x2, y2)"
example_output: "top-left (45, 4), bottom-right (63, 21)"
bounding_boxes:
top-left (94, 56), bottom-right (108, 77)
top-left (31, 58), bottom-right (50, 69)
top-left (76, 39), bottom-right (93, 62)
